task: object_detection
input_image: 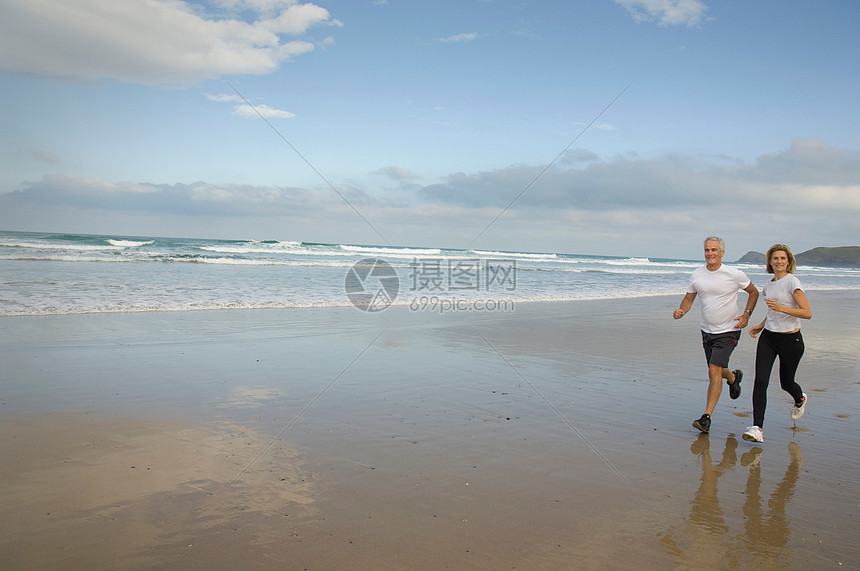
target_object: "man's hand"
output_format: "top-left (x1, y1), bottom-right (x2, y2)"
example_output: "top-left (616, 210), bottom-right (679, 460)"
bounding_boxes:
top-left (674, 292), bottom-right (696, 320)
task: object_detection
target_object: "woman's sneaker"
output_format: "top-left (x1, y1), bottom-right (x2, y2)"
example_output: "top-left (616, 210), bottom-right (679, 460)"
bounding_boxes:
top-left (791, 393), bottom-right (808, 421)
top-left (742, 426), bottom-right (763, 443)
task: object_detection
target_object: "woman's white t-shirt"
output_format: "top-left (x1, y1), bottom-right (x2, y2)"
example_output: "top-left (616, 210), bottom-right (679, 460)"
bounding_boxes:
top-left (762, 274), bottom-right (804, 332)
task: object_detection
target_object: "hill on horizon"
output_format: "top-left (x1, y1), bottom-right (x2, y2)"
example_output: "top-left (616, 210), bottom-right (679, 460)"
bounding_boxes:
top-left (736, 246), bottom-right (860, 268)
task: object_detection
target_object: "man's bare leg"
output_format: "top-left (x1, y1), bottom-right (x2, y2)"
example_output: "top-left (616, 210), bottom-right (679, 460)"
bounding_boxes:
top-left (705, 364), bottom-right (731, 415)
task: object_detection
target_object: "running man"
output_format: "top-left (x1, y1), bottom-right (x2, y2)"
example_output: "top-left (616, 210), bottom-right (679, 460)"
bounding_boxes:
top-left (674, 237), bottom-right (759, 434)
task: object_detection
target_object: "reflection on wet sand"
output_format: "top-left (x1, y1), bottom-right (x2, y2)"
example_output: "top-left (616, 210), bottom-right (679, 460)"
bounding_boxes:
top-left (659, 436), bottom-right (803, 569)
top-left (741, 441), bottom-right (802, 566)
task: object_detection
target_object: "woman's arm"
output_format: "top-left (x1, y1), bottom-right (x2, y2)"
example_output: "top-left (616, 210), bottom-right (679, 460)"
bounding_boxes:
top-left (764, 289), bottom-right (812, 319)
top-left (749, 318), bottom-right (766, 337)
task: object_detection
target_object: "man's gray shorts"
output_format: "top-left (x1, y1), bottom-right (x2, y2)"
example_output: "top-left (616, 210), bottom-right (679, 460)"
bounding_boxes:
top-left (701, 330), bottom-right (741, 368)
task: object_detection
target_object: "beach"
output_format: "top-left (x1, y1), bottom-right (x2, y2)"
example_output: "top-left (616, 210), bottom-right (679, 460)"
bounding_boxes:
top-left (1, 292), bottom-right (858, 569)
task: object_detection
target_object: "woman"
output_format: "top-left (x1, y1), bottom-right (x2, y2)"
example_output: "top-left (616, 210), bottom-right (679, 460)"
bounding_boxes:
top-left (743, 244), bottom-right (812, 443)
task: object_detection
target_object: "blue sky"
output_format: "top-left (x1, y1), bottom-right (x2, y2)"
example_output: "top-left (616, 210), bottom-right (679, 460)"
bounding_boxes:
top-left (1, 0), bottom-right (858, 259)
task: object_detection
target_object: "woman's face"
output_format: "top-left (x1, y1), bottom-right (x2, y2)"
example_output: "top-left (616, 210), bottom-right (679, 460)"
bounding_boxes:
top-left (770, 250), bottom-right (789, 273)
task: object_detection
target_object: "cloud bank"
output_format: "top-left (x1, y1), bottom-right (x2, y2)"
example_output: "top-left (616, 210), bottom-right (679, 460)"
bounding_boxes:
top-left (2, 138), bottom-right (856, 256)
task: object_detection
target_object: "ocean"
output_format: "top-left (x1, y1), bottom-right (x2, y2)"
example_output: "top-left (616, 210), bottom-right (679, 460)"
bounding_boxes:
top-left (1, 230), bottom-right (857, 317)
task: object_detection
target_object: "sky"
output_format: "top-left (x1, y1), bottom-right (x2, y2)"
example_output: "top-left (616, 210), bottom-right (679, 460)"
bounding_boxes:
top-left (0, 0), bottom-right (858, 260)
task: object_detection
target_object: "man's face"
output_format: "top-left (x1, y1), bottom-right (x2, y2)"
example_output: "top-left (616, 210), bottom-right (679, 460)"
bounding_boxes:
top-left (704, 240), bottom-right (724, 267)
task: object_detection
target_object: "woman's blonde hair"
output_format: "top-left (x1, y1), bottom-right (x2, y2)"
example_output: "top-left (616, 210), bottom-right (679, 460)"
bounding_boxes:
top-left (766, 244), bottom-right (797, 274)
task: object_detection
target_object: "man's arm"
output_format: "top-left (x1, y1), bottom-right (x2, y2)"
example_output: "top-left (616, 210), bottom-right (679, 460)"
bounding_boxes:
top-left (674, 292), bottom-right (697, 319)
top-left (734, 282), bottom-right (759, 328)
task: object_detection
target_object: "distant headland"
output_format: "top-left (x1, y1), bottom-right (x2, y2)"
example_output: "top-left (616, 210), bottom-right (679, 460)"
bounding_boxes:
top-left (737, 246), bottom-right (860, 268)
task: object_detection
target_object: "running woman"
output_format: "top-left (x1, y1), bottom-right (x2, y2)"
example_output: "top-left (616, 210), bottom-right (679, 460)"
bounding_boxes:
top-left (743, 244), bottom-right (812, 443)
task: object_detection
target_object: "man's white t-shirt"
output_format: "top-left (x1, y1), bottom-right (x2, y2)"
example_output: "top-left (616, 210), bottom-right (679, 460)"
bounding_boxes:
top-left (762, 274), bottom-right (804, 332)
top-left (687, 264), bottom-right (751, 334)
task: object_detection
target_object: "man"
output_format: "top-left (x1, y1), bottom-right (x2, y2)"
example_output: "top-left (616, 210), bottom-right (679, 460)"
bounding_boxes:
top-left (674, 237), bottom-right (759, 434)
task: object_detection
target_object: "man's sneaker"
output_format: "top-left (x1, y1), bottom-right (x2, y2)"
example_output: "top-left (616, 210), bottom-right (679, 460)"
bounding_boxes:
top-left (742, 425), bottom-right (763, 443)
top-left (692, 414), bottom-right (711, 434)
top-left (728, 369), bottom-right (743, 400)
top-left (791, 393), bottom-right (807, 421)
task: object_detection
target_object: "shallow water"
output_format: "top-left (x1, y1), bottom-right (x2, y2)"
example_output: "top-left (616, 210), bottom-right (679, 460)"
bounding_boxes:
top-left (2, 230), bottom-right (858, 316)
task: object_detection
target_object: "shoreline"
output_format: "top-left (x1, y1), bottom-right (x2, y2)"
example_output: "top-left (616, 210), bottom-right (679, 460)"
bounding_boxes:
top-left (2, 286), bottom-right (859, 319)
top-left (1, 292), bottom-right (858, 568)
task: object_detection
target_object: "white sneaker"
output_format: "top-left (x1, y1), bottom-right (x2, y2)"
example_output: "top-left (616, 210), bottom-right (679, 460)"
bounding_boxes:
top-left (742, 426), bottom-right (764, 443)
top-left (791, 393), bottom-right (808, 421)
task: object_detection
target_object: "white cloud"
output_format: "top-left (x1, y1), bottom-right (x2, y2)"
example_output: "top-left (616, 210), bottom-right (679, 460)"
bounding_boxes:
top-left (614, 0), bottom-right (709, 27)
top-left (770, 183), bottom-right (860, 211)
top-left (438, 33), bottom-right (479, 43)
top-left (560, 148), bottom-right (600, 165)
top-left (259, 3), bottom-right (342, 34)
top-left (234, 103), bottom-right (296, 119)
top-left (0, 0), bottom-right (336, 85)
top-left (376, 166), bottom-right (420, 180)
top-left (206, 94), bottom-right (243, 103)
top-left (207, 92), bottom-right (294, 119)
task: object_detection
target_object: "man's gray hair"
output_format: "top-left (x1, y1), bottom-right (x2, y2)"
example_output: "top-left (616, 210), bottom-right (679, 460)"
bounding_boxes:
top-left (704, 236), bottom-right (726, 252)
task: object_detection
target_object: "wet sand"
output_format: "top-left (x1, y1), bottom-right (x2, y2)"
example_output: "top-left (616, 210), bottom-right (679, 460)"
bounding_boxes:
top-left (1, 292), bottom-right (858, 569)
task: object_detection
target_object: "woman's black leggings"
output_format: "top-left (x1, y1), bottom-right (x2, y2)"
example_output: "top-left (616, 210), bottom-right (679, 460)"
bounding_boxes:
top-left (752, 329), bottom-right (805, 429)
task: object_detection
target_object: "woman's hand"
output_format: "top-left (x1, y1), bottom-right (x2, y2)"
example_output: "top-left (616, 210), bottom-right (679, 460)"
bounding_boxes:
top-left (764, 297), bottom-right (782, 313)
